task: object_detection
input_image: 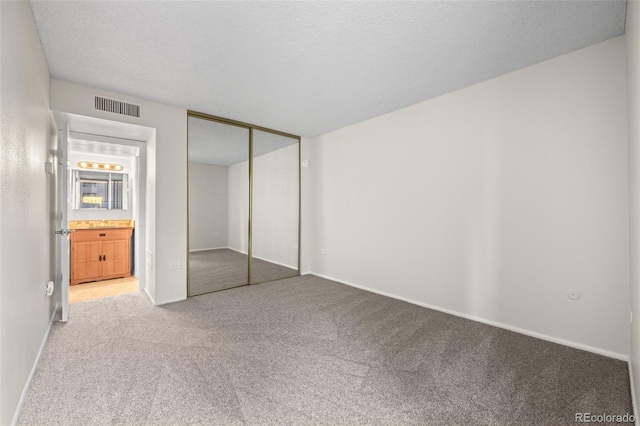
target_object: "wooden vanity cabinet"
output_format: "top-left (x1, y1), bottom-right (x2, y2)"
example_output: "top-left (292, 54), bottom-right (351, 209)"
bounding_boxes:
top-left (70, 228), bottom-right (133, 285)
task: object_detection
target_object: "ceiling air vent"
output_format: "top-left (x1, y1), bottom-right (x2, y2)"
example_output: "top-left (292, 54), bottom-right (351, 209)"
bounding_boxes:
top-left (94, 96), bottom-right (141, 118)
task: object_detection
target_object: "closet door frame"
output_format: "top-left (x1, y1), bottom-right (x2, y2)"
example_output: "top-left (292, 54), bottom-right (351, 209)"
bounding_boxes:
top-left (186, 110), bottom-right (301, 296)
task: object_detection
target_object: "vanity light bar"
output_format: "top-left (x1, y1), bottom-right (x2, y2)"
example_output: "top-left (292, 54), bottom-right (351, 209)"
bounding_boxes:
top-left (77, 161), bottom-right (123, 171)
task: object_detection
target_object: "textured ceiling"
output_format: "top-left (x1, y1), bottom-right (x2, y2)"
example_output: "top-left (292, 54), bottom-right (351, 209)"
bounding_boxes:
top-left (30, 1), bottom-right (626, 138)
top-left (188, 117), bottom-right (297, 166)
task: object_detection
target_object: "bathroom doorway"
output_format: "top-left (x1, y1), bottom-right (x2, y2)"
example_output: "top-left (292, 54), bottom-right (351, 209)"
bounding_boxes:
top-left (66, 135), bottom-right (142, 303)
top-left (53, 112), bottom-right (152, 313)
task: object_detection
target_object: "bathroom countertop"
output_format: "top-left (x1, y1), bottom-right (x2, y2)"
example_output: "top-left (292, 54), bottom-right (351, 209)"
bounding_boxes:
top-left (69, 220), bottom-right (135, 230)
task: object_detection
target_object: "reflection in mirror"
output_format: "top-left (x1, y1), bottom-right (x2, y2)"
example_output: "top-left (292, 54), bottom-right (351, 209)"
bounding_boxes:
top-left (188, 116), bottom-right (249, 295)
top-left (71, 170), bottom-right (129, 210)
top-left (251, 130), bottom-right (299, 283)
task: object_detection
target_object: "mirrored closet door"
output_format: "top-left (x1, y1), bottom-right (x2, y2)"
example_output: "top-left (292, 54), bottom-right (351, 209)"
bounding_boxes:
top-left (188, 116), bottom-right (250, 296)
top-left (251, 130), bottom-right (299, 283)
top-left (187, 113), bottom-right (300, 297)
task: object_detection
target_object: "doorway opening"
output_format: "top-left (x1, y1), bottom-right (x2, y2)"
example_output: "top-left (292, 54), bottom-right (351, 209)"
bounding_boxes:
top-left (53, 112), bottom-right (153, 316)
top-left (67, 136), bottom-right (141, 303)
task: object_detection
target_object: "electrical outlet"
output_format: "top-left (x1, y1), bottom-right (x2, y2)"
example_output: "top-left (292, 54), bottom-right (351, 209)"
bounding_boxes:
top-left (294, 244), bottom-right (299, 249)
top-left (169, 262), bottom-right (181, 270)
top-left (320, 248), bottom-right (327, 254)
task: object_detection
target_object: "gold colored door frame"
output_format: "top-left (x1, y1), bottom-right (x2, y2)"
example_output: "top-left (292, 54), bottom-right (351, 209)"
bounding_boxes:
top-left (188, 110), bottom-right (300, 139)
top-left (186, 110), bottom-right (302, 297)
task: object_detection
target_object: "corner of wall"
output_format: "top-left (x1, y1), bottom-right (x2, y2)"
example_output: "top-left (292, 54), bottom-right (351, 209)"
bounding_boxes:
top-left (626, 0), bottom-right (640, 418)
top-left (300, 137), bottom-right (313, 274)
top-left (304, 37), bottom-right (630, 359)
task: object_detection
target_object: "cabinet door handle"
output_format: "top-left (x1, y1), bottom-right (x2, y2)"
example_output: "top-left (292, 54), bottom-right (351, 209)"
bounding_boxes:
top-left (103, 255), bottom-right (107, 261)
top-left (99, 255), bottom-right (103, 261)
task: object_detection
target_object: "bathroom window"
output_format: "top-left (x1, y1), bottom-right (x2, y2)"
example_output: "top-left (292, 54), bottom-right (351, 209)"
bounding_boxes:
top-left (71, 170), bottom-right (128, 210)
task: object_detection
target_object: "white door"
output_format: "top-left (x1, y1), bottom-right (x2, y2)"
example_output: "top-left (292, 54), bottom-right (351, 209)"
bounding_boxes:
top-left (56, 123), bottom-right (71, 322)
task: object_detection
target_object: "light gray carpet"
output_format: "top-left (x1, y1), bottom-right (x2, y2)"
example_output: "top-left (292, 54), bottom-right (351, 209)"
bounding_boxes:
top-left (189, 248), bottom-right (297, 295)
top-left (19, 275), bottom-right (632, 425)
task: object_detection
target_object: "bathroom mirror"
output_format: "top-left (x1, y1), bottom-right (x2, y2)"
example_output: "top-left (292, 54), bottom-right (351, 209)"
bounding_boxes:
top-left (71, 170), bottom-right (129, 210)
top-left (188, 116), bottom-right (250, 296)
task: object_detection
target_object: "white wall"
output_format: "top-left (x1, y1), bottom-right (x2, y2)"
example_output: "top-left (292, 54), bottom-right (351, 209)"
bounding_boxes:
top-left (227, 160), bottom-right (249, 253)
top-left (67, 151), bottom-right (135, 221)
top-left (50, 80), bottom-right (187, 305)
top-left (300, 138), bottom-right (312, 274)
top-left (253, 144), bottom-right (299, 269)
top-left (309, 36), bottom-right (630, 358)
top-left (189, 162), bottom-right (228, 251)
top-left (0, 2), bottom-right (58, 424)
top-left (626, 0), bottom-right (640, 413)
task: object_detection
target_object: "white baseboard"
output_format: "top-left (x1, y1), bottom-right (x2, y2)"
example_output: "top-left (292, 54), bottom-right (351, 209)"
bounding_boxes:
top-left (630, 361), bottom-right (639, 425)
top-left (225, 247), bottom-right (296, 270)
top-left (12, 304), bottom-right (58, 426)
top-left (145, 285), bottom-right (184, 306)
top-left (144, 287), bottom-right (187, 306)
top-left (310, 272), bottom-right (629, 362)
top-left (154, 296), bottom-right (187, 306)
top-left (226, 247), bottom-right (247, 255)
top-left (189, 247), bottom-right (227, 253)
top-left (251, 254), bottom-right (297, 271)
